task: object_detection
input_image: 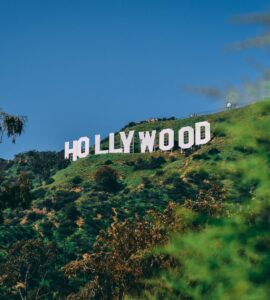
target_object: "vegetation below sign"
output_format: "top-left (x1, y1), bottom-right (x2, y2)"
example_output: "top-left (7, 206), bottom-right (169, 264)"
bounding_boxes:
top-left (0, 100), bottom-right (270, 299)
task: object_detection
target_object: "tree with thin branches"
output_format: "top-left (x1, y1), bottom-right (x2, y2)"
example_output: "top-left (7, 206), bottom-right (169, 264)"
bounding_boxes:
top-left (0, 110), bottom-right (27, 143)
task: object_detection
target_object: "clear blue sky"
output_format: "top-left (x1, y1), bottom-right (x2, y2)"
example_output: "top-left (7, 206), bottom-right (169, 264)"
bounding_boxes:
top-left (1, 0), bottom-right (269, 159)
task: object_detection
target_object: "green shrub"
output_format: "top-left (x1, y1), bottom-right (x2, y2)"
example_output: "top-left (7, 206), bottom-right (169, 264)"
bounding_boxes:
top-left (64, 203), bottom-right (80, 221)
top-left (142, 177), bottom-right (152, 188)
top-left (45, 177), bottom-right (55, 185)
top-left (52, 190), bottom-right (80, 210)
top-left (94, 166), bottom-right (120, 193)
top-left (27, 211), bottom-right (42, 222)
top-left (31, 187), bottom-right (46, 199)
top-left (134, 156), bottom-right (166, 170)
top-left (70, 175), bottom-right (83, 186)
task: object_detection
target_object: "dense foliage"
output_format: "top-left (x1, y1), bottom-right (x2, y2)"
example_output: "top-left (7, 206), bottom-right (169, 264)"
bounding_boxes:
top-left (0, 101), bottom-right (269, 299)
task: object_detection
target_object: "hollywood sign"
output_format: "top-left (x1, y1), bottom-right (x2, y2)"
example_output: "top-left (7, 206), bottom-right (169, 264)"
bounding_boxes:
top-left (65, 121), bottom-right (211, 161)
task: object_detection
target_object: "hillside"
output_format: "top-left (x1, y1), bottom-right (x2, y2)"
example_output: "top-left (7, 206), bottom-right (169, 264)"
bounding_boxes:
top-left (0, 100), bottom-right (270, 299)
top-left (0, 102), bottom-right (267, 246)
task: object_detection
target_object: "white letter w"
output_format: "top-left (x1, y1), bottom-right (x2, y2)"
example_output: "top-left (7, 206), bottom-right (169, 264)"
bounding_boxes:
top-left (139, 130), bottom-right (156, 153)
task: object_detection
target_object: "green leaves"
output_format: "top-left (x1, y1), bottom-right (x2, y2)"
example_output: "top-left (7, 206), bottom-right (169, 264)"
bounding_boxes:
top-left (138, 100), bottom-right (270, 300)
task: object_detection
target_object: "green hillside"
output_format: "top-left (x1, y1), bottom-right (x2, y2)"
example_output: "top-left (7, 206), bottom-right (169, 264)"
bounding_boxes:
top-left (0, 100), bottom-right (269, 299)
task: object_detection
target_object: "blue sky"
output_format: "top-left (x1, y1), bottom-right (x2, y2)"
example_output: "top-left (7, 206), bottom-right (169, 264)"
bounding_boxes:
top-left (1, 0), bottom-right (269, 159)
